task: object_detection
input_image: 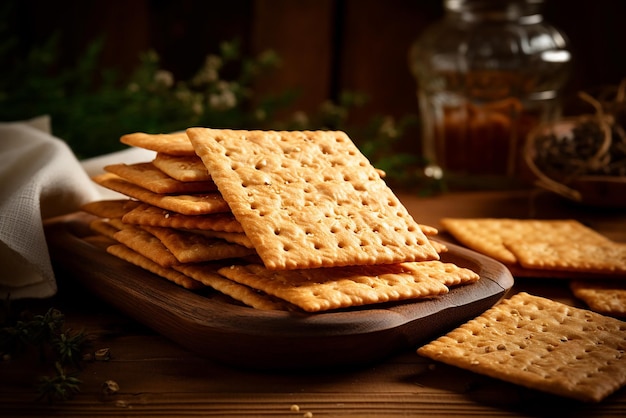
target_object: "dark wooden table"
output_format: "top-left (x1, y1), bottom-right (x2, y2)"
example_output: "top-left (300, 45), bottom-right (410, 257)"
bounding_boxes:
top-left (2, 189), bottom-right (625, 417)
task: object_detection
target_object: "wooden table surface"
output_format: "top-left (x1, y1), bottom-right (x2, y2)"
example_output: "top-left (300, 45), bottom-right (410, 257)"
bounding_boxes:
top-left (2, 189), bottom-right (626, 417)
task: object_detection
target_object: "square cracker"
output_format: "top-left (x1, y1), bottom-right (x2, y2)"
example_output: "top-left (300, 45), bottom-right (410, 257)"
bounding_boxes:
top-left (141, 225), bottom-right (255, 263)
top-left (216, 260), bottom-right (477, 312)
top-left (505, 240), bottom-right (626, 275)
top-left (153, 153), bottom-right (212, 182)
top-left (92, 173), bottom-right (230, 216)
top-left (173, 263), bottom-right (291, 311)
top-left (122, 202), bottom-right (244, 233)
top-left (417, 292), bottom-right (626, 402)
top-left (187, 128), bottom-right (439, 270)
top-left (440, 218), bottom-right (611, 265)
top-left (81, 199), bottom-right (141, 218)
top-left (570, 280), bottom-right (626, 318)
top-left (113, 223), bottom-right (180, 268)
top-left (107, 244), bottom-right (204, 290)
top-left (120, 132), bottom-right (196, 156)
top-left (104, 162), bottom-right (217, 194)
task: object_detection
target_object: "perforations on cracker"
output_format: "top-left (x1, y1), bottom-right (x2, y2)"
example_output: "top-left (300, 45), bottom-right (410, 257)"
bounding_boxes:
top-left (418, 292), bottom-right (626, 402)
top-left (188, 128), bottom-right (439, 270)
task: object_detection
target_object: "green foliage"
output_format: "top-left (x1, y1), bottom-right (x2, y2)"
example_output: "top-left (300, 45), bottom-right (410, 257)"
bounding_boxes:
top-left (0, 4), bottom-right (438, 192)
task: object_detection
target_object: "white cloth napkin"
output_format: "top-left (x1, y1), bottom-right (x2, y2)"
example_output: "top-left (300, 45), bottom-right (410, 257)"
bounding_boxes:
top-left (0, 116), bottom-right (155, 300)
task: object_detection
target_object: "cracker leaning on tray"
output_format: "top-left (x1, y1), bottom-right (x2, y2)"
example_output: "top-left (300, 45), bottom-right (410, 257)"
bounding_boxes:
top-left (83, 129), bottom-right (478, 312)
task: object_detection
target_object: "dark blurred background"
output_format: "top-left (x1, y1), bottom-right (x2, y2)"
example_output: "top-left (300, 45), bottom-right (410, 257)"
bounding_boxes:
top-left (2, 0), bottom-right (626, 171)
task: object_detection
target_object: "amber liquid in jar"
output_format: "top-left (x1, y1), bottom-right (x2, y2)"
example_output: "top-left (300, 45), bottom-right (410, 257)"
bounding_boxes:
top-left (410, 0), bottom-right (572, 184)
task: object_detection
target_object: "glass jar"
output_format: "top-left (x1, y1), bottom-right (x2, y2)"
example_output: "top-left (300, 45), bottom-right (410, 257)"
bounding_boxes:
top-left (409, 0), bottom-right (572, 185)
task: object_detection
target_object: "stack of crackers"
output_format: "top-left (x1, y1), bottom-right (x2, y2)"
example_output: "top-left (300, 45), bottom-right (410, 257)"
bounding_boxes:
top-left (82, 128), bottom-right (480, 312)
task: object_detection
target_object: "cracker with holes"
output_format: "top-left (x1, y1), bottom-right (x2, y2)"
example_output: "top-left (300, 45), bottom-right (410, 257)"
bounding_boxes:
top-left (506, 240), bottom-right (626, 275)
top-left (417, 292), bottom-right (626, 402)
top-left (153, 152), bottom-right (212, 182)
top-left (107, 244), bottom-right (204, 290)
top-left (570, 280), bottom-right (626, 317)
top-left (113, 223), bottom-right (180, 268)
top-left (120, 132), bottom-right (196, 156)
top-left (187, 128), bottom-right (439, 270)
top-left (104, 162), bottom-right (217, 194)
top-left (174, 263), bottom-right (291, 311)
top-left (92, 173), bottom-right (230, 216)
top-left (122, 202), bottom-right (243, 233)
top-left (217, 260), bottom-right (477, 312)
top-left (142, 225), bottom-right (256, 263)
top-left (440, 218), bottom-right (612, 265)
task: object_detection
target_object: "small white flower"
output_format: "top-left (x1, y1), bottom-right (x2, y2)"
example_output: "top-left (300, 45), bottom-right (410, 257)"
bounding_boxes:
top-left (154, 70), bottom-right (174, 88)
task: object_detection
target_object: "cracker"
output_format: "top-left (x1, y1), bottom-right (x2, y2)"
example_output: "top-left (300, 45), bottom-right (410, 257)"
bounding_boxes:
top-left (142, 225), bottom-right (256, 263)
top-left (217, 261), bottom-right (461, 312)
top-left (440, 218), bottom-right (611, 265)
top-left (400, 260), bottom-right (479, 287)
top-left (189, 229), bottom-right (254, 248)
top-left (122, 202), bottom-right (243, 233)
top-left (570, 280), bottom-right (626, 317)
top-left (81, 199), bottom-right (140, 218)
top-left (104, 162), bottom-right (217, 194)
top-left (506, 240), bottom-right (626, 275)
top-left (107, 244), bottom-right (204, 290)
top-left (187, 128), bottom-right (439, 270)
top-left (174, 263), bottom-right (290, 311)
top-left (153, 153), bottom-right (212, 182)
top-left (92, 173), bottom-right (230, 215)
top-left (89, 218), bottom-right (120, 239)
top-left (120, 132), bottom-right (196, 156)
top-left (113, 223), bottom-right (180, 268)
top-left (417, 292), bottom-right (626, 402)
top-left (83, 234), bottom-right (117, 250)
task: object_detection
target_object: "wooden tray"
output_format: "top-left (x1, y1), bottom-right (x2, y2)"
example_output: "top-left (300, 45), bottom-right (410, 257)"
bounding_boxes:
top-left (44, 212), bottom-right (514, 371)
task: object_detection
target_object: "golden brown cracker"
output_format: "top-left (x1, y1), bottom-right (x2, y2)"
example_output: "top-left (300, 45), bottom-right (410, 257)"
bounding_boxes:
top-left (187, 128), bottom-right (439, 270)
top-left (506, 240), bottom-right (626, 275)
top-left (88, 218), bottom-right (120, 239)
top-left (440, 218), bottom-right (612, 265)
top-left (570, 280), bottom-right (626, 317)
top-left (188, 229), bottom-right (254, 248)
top-left (173, 263), bottom-right (290, 311)
top-left (120, 132), bottom-right (195, 156)
top-left (81, 199), bottom-right (140, 218)
top-left (153, 153), bottom-right (212, 182)
top-left (104, 162), bottom-right (217, 194)
top-left (122, 202), bottom-right (243, 233)
top-left (418, 292), bottom-right (626, 402)
top-left (217, 262), bottom-right (455, 312)
top-left (92, 173), bottom-right (230, 216)
top-left (113, 223), bottom-right (180, 268)
top-left (107, 244), bottom-right (203, 290)
top-left (142, 225), bottom-right (256, 263)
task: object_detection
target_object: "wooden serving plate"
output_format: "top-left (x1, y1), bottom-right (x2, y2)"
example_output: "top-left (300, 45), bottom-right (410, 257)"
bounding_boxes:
top-left (44, 212), bottom-right (514, 371)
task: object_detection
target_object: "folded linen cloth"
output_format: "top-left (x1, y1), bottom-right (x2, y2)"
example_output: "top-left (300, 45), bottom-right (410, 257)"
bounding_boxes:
top-left (0, 117), bottom-right (157, 300)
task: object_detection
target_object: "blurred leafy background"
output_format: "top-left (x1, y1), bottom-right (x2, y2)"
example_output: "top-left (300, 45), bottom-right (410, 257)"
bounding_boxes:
top-left (0, 1), bottom-right (431, 190)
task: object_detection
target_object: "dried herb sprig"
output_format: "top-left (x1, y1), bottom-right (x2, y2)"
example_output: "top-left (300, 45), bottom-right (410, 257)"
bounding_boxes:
top-left (1, 307), bottom-right (91, 403)
top-left (35, 362), bottom-right (82, 403)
